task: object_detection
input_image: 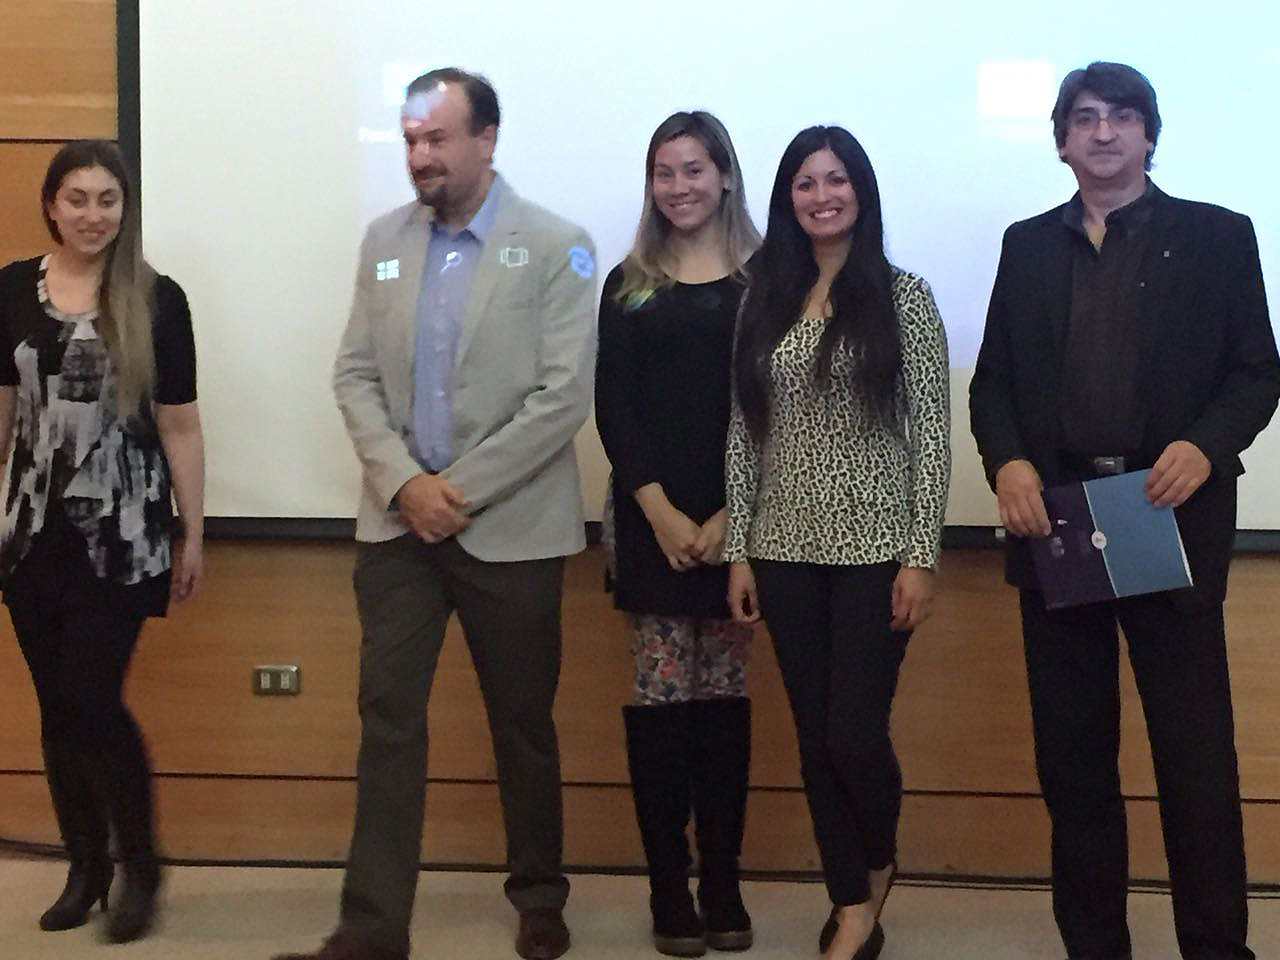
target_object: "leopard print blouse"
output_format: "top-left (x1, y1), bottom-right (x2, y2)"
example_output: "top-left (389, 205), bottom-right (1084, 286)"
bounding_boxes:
top-left (724, 270), bottom-right (951, 569)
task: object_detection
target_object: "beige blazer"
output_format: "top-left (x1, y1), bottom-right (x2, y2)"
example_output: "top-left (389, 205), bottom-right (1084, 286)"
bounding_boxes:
top-left (333, 175), bottom-right (597, 561)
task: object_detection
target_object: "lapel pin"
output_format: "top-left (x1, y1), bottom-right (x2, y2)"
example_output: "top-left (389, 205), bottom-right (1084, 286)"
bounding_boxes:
top-left (568, 245), bottom-right (595, 279)
top-left (1163, 249), bottom-right (1171, 258)
top-left (375, 259), bottom-right (400, 281)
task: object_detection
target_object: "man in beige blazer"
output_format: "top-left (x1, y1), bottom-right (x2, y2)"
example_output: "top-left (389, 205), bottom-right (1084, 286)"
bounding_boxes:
top-left (276, 68), bottom-right (595, 960)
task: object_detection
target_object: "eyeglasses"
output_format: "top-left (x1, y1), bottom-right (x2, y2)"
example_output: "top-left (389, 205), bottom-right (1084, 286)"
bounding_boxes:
top-left (1069, 106), bottom-right (1143, 132)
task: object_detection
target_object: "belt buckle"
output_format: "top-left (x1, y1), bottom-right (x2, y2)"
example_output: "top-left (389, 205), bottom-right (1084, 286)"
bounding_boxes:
top-left (1091, 456), bottom-right (1126, 476)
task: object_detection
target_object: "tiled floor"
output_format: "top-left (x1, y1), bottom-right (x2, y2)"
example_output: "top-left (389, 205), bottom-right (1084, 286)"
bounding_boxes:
top-left (2, 857), bottom-right (1277, 958)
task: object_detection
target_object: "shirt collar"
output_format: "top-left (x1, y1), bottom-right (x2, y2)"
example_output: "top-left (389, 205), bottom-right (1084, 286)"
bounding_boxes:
top-left (432, 173), bottom-right (502, 243)
top-left (1062, 178), bottom-right (1156, 236)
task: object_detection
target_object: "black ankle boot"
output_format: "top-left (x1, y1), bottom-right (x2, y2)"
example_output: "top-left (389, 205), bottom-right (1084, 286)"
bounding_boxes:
top-left (39, 847), bottom-right (113, 931)
top-left (105, 859), bottom-right (161, 943)
top-left (691, 698), bottom-right (753, 951)
top-left (624, 704), bottom-right (707, 957)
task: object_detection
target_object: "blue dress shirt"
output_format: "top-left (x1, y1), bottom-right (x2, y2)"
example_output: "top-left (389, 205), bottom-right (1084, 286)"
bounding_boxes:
top-left (412, 178), bottom-right (500, 472)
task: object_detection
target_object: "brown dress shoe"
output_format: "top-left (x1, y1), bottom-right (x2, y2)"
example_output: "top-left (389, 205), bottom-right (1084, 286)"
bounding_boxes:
top-left (271, 932), bottom-right (408, 960)
top-left (516, 907), bottom-right (570, 960)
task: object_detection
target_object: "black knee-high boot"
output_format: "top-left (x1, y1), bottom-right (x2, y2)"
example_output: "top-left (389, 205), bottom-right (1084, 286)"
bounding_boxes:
top-left (86, 712), bottom-right (161, 943)
top-left (691, 697), bottom-right (753, 951)
top-left (624, 703), bottom-right (707, 957)
top-left (38, 739), bottom-right (113, 931)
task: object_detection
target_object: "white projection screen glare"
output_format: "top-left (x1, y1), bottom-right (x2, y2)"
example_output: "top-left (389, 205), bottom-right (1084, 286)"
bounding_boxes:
top-left (138, 0), bottom-right (1280, 529)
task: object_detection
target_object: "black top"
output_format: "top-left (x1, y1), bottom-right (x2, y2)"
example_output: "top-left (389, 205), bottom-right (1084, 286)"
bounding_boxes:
top-left (0, 258), bottom-right (196, 403)
top-left (1059, 185), bottom-right (1155, 454)
top-left (0, 256), bottom-right (197, 618)
top-left (595, 266), bottom-right (741, 618)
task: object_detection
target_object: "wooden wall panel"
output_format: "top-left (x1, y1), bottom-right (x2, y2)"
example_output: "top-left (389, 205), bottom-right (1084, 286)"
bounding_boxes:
top-left (5, 772), bottom-right (1280, 884)
top-left (0, 0), bottom-right (117, 139)
top-left (2, 544), bottom-right (1279, 879)
top-left (0, 142), bottom-right (62, 266)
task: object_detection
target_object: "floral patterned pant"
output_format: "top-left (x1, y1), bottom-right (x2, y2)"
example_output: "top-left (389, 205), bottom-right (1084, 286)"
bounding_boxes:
top-left (629, 614), bottom-right (751, 705)
top-left (604, 479), bottom-right (752, 704)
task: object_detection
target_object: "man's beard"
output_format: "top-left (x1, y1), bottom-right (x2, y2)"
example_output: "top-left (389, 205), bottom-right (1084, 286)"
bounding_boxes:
top-left (412, 173), bottom-right (447, 210)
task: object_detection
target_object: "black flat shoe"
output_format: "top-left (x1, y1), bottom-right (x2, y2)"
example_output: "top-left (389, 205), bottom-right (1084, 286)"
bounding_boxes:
top-left (874, 862), bottom-right (897, 920)
top-left (818, 906), bottom-right (838, 954)
top-left (853, 922), bottom-right (885, 960)
top-left (820, 859), bottom-right (895, 954)
top-left (820, 917), bottom-right (884, 960)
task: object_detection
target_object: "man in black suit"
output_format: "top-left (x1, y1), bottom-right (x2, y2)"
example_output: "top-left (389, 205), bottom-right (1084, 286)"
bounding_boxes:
top-left (970, 61), bottom-right (1280, 960)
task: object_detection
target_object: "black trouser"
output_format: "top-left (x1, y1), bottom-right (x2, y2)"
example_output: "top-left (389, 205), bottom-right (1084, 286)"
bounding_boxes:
top-left (340, 535), bottom-right (569, 954)
top-left (7, 592), bottom-right (152, 865)
top-left (753, 559), bottom-right (908, 906)
top-left (1021, 589), bottom-right (1253, 960)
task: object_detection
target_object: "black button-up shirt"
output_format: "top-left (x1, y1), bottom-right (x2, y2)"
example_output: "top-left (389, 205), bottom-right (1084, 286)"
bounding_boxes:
top-left (1059, 182), bottom-right (1156, 455)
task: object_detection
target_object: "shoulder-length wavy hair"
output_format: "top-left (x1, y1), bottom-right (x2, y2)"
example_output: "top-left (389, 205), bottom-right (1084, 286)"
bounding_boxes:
top-left (615, 110), bottom-right (760, 306)
top-left (733, 125), bottom-right (901, 441)
top-left (41, 140), bottom-right (157, 416)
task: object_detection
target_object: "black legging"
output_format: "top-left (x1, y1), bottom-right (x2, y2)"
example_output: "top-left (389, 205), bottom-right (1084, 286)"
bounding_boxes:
top-left (8, 591), bottom-right (152, 862)
top-left (752, 559), bottom-right (908, 906)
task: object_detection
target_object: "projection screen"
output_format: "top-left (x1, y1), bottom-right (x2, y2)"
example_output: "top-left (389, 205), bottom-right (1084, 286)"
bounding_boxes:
top-left (138, 0), bottom-right (1280, 529)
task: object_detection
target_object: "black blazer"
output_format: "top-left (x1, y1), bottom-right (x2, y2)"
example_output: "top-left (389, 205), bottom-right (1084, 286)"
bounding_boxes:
top-left (969, 186), bottom-right (1280, 607)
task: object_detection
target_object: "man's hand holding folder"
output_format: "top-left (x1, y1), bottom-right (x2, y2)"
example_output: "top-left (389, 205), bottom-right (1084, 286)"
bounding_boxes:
top-left (1146, 440), bottom-right (1211, 508)
top-left (995, 458), bottom-right (1052, 537)
top-left (997, 438), bottom-right (1211, 542)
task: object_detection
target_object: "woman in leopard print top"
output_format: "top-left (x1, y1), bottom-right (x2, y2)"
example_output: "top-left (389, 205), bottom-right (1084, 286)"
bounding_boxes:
top-left (725, 126), bottom-right (950, 960)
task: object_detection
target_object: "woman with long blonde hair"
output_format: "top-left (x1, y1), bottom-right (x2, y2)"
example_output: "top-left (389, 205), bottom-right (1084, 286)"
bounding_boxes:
top-left (0, 139), bottom-right (205, 943)
top-left (596, 110), bottom-right (760, 957)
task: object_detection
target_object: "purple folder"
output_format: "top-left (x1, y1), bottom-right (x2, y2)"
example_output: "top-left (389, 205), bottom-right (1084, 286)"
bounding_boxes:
top-left (1029, 470), bottom-right (1193, 609)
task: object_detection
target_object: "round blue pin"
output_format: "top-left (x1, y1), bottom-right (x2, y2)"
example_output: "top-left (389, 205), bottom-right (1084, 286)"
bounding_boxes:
top-left (568, 246), bottom-right (595, 280)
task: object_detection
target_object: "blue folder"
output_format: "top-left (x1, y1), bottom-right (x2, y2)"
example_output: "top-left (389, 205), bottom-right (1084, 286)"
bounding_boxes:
top-left (1029, 470), bottom-right (1193, 609)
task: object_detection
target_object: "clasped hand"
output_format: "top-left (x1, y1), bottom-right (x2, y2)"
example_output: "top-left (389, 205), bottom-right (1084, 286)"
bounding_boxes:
top-left (397, 473), bottom-right (470, 543)
top-left (650, 505), bottom-right (726, 571)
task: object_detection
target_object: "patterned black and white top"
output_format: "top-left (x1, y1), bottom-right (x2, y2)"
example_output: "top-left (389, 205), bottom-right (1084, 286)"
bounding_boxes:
top-left (724, 270), bottom-right (951, 569)
top-left (0, 256), bottom-right (196, 601)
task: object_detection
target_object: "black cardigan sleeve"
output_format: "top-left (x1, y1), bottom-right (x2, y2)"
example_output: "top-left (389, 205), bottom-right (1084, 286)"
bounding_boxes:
top-left (0, 260), bottom-right (32, 387)
top-left (151, 275), bottom-right (197, 406)
top-left (594, 265), bottom-right (660, 495)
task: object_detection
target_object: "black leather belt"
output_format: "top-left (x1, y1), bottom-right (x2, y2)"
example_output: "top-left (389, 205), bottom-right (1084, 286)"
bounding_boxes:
top-left (1058, 452), bottom-right (1129, 476)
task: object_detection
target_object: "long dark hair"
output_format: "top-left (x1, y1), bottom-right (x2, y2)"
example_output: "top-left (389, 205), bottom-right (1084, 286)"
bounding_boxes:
top-left (41, 140), bottom-right (157, 415)
top-left (733, 126), bottom-right (901, 441)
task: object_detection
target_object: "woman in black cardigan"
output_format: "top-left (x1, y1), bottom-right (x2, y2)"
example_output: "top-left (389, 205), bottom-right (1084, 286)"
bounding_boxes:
top-left (595, 110), bottom-right (760, 958)
top-left (0, 140), bottom-right (205, 943)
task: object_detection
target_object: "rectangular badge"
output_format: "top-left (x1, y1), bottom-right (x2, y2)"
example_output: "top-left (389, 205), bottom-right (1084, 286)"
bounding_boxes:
top-left (499, 246), bottom-right (529, 268)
